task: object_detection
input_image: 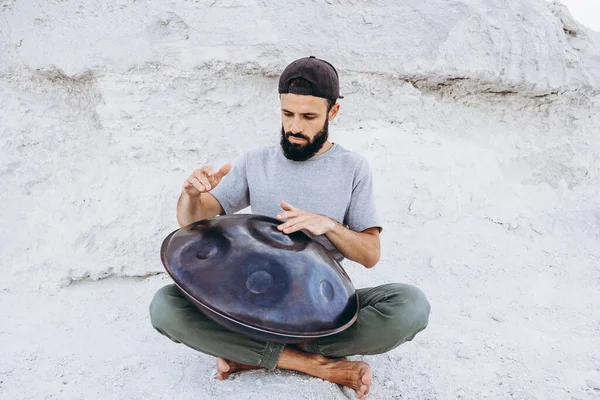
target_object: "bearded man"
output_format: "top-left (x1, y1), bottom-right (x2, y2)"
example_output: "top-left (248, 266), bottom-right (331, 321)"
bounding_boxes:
top-left (149, 56), bottom-right (431, 399)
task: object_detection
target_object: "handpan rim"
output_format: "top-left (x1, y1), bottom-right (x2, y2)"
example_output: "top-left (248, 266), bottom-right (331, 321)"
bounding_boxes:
top-left (170, 275), bottom-right (359, 340)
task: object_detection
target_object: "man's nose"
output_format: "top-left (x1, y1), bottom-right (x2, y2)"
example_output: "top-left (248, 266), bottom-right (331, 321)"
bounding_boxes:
top-left (290, 118), bottom-right (302, 134)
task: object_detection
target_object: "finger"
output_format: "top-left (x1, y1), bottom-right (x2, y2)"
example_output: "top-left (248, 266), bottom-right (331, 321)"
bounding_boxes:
top-left (189, 169), bottom-right (208, 191)
top-left (202, 166), bottom-right (217, 185)
top-left (188, 176), bottom-right (205, 192)
top-left (202, 166), bottom-right (215, 179)
top-left (183, 180), bottom-right (199, 194)
top-left (280, 220), bottom-right (307, 234)
top-left (276, 211), bottom-right (299, 220)
top-left (215, 162), bottom-right (232, 180)
top-left (280, 201), bottom-right (299, 211)
top-left (278, 215), bottom-right (310, 232)
top-left (277, 217), bottom-right (296, 231)
top-left (194, 172), bottom-right (212, 190)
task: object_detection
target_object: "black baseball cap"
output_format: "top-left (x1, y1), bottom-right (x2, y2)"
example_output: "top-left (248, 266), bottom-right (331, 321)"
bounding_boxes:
top-left (278, 56), bottom-right (344, 100)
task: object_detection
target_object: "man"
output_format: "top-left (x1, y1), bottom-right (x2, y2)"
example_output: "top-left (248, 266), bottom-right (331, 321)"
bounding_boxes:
top-left (149, 56), bottom-right (430, 399)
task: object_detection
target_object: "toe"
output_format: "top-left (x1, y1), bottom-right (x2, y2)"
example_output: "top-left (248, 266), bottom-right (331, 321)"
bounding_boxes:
top-left (216, 358), bottom-right (232, 380)
top-left (216, 370), bottom-right (231, 380)
top-left (217, 358), bottom-right (231, 372)
top-left (358, 384), bottom-right (367, 396)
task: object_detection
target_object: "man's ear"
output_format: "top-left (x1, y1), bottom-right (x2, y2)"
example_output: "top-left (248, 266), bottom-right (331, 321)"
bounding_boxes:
top-left (328, 103), bottom-right (341, 121)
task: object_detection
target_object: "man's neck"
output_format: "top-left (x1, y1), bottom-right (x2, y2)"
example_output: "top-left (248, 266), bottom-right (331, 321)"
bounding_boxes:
top-left (315, 141), bottom-right (334, 157)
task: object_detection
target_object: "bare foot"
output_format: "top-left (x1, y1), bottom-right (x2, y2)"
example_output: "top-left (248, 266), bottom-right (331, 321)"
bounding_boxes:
top-left (215, 357), bottom-right (262, 380)
top-left (277, 348), bottom-right (372, 399)
top-left (323, 358), bottom-right (372, 399)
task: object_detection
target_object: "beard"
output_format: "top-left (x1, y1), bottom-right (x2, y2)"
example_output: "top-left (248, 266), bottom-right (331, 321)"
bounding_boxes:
top-left (280, 120), bottom-right (329, 161)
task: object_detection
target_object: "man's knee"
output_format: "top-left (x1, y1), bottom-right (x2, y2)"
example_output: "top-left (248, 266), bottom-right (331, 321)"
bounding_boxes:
top-left (382, 283), bottom-right (431, 342)
top-left (149, 284), bottom-right (182, 332)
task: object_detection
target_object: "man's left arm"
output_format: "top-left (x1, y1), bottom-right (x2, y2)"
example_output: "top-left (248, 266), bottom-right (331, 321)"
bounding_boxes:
top-left (325, 220), bottom-right (380, 268)
top-left (276, 201), bottom-right (381, 269)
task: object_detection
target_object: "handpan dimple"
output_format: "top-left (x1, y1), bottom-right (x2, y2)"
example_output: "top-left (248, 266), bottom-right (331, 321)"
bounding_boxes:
top-left (250, 220), bottom-right (304, 250)
top-left (196, 245), bottom-right (218, 260)
top-left (319, 280), bottom-right (334, 301)
top-left (246, 270), bottom-right (273, 294)
top-left (177, 233), bottom-right (229, 268)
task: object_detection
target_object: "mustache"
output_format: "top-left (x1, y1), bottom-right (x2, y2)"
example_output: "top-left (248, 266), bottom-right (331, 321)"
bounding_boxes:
top-left (286, 132), bottom-right (309, 141)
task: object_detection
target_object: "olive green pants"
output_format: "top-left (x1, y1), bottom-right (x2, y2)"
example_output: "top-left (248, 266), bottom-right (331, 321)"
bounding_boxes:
top-left (149, 283), bottom-right (430, 370)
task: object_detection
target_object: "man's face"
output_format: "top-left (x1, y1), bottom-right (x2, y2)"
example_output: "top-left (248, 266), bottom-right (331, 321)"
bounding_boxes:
top-left (279, 93), bottom-right (331, 161)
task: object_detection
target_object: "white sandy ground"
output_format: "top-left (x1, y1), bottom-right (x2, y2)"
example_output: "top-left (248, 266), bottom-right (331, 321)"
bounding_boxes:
top-left (2, 0), bottom-right (600, 399)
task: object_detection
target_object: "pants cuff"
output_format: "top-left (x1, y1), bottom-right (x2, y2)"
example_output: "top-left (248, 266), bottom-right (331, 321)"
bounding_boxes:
top-left (258, 342), bottom-right (285, 370)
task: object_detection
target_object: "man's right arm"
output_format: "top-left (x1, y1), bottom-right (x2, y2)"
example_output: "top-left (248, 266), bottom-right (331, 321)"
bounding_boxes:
top-left (176, 192), bottom-right (224, 227)
top-left (176, 163), bottom-right (232, 227)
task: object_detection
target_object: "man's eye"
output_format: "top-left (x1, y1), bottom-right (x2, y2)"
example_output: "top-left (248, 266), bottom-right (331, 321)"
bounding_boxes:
top-left (305, 116), bottom-right (315, 120)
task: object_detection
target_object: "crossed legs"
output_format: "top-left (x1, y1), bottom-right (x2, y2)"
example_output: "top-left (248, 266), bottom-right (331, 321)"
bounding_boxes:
top-left (150, 283), bottom-right (430, 398)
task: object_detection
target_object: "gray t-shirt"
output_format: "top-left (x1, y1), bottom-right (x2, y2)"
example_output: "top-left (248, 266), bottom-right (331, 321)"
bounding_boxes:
top-left (210, 143), bottom-right (382, 262)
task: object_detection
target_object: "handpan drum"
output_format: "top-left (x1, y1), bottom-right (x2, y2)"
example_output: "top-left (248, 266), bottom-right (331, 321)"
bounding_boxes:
top-left (160, 214), bottom-right (359, 344)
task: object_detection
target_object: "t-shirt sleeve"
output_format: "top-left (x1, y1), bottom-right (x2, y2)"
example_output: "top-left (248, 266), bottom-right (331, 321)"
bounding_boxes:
top-left (344, 158), bottom-right (383, 233)
top-left (209, 153), bottom-right (250, 215)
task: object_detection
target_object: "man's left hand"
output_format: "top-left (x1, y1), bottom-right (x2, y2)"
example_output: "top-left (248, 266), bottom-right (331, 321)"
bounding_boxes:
top-left (276, 201), bottom-right (335, 236)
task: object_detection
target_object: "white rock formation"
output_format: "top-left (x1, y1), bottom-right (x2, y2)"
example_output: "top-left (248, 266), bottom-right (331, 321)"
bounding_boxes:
top-left (1, 0), bottom-right (599, 287)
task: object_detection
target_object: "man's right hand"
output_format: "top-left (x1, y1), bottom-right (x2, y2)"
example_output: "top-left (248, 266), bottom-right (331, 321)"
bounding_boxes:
top-left (183, 163), bottom-right (232, 197)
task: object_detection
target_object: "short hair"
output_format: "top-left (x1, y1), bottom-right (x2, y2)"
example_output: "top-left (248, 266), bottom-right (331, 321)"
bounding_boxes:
top-left (287, 77), bottom-right (336, 113)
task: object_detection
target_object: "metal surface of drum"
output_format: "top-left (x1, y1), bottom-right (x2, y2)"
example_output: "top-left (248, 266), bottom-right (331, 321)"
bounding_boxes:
top-left (160, 214), bottom-right (359, 344)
